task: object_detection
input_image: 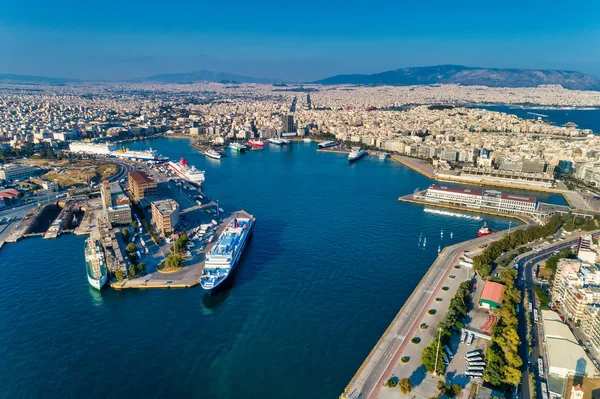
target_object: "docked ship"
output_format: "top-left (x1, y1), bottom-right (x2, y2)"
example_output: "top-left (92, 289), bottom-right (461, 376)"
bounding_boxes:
top-left (348, 147), bottom-right (367, 162)
top-left (112, 147), bottom-right (167, 161)
top-left (69, 141), bottom-right (116, 155)
top-left (200, 215), bottom-right (255, 295)
top-left (248, 140), bottom-right (264, 149)
top-left (318, 140), bottom-right (338, 149)
top-left (268, 137), bottom-right (284, 145)
top-left (168, 158), bottom-right (206, 185)
top-left (302, 138), bottom-right (313, 143)
top-left (229, 142), bottom-right (246, 152)
top-left (205, 148), bottom-right (222, 160)
top-left (379, 152), bottom-right (389, 160)
top-left (477, 222), bottom-right (494, 237)
top-left (85, 237), bottom-right (107, 290)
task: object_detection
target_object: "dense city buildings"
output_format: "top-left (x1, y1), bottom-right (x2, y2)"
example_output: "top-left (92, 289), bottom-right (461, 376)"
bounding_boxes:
top-left (128, 171), bottom-right (157, 202)
top-left (151, 199), bottom-right (179, 236)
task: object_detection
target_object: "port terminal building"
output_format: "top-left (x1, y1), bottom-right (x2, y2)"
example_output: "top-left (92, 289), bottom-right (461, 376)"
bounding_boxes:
top-left (128, 171), bottom-right (157, 203)
top-left (423, 184), bottom-right (538, 214)
top-left (100, 181), bottom-right (132, 225)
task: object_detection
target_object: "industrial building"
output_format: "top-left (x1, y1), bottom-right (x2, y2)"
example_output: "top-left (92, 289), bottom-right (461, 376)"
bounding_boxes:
top-left (0, 163), bottom-right (41, 181)
top-left (100, 181), bottom-right (132, 225)
top-left (128, 171), bottom-right (157, 202)
top-left (151, 199), bottom-right (179, 236)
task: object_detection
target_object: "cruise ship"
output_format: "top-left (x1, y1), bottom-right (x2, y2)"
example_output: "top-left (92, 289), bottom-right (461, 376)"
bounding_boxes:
top-left (348, 147), bottom-right (367, 162)
top-left (318, 140), bottom-right (338, 149)
top-left (85, 237), bottom-right (107, 290)
top-left (168, 158), bottom-right (206, 185)
top-left (229, 142), bottom-right (246, 152)
top-left (205, 149), bottom-right (222, 160)
top-left (200, 215), bottom-right (255, 294)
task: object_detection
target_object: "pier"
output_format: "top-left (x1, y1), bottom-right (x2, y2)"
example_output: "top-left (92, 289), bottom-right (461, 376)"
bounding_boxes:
top-left (340, 223), bottom-right (532, 399)
top-left (111, 210), bottom-right (253, 290)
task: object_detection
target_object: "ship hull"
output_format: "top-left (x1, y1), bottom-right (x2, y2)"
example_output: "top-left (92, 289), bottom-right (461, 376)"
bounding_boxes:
top-left (477, 231), bottom-right (492, 237)
top-left (205, 152), bottom-right (221, 160)
top-left (88, 274), bottom-right (107, 290)
top-left (348, 151), bottom-right (367, 162)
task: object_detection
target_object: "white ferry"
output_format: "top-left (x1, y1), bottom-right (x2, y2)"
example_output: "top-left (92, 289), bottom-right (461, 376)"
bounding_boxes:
top-left (168, 158), bottom-right (205, 185)
top-left (348, 147), bottom-right (367, 162)
top-left (205, 149), bottom-right (222, 160)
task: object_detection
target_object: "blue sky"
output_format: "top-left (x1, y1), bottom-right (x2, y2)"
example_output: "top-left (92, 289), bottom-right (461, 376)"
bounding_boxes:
top-left (0, 0), bottom-right (599, 81)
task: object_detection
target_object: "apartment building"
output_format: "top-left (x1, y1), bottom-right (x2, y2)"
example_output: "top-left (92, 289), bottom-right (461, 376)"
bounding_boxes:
top-left (151, 199), bottom-right (179, 236)
top-left (128, 171), bottom-right (157, 202)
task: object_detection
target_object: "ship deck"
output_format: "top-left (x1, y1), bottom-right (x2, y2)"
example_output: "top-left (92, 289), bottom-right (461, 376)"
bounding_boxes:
top-left (111, 210), bottom-right (255, 290)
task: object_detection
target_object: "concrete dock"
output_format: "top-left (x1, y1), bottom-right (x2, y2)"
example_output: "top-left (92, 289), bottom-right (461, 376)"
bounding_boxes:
top-left (340, 222), bottom-right (533, 399)
top-left (111, 210), bottom-right (254, 290)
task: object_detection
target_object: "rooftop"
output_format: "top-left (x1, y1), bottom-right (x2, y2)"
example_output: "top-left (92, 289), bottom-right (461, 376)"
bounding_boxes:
top-left (428, 184), bottom-right (483, 196)
top-left (480, 281), bottom-right (505, 304)
top-left (128, 170), bottom-right (155, 185)
top-left (152, 199), bottom-right (178, 215)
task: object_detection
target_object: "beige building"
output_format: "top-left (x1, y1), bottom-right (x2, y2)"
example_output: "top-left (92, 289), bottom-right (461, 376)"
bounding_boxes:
top-left (100, 181), bottom-right (132, 225)
top-left (0, 163), bottom-right (40, 181)
top-left (151, 199), bottom-right (179, 236)
top-left (582, 305), bottom-right (600, 353)
top-left (128, 171), bottom-right (157, 202)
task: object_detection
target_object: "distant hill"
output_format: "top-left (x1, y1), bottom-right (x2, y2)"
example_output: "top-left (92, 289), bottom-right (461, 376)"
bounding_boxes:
top-left (139, 70), bottom-right (278, 84)
top-left (313, 65), bottom-right (600, 90)
top-left (0, 74), bottom-right (79, 84)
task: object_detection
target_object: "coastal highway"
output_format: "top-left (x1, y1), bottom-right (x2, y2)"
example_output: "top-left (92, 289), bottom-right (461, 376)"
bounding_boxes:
top-left (514, 231), bottom-right (600, 399)
top-left (344, 226), bottom-right (528, 399)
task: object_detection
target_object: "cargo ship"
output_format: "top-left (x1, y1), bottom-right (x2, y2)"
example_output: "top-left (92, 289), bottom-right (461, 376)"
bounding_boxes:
top-left (200, 214), bottom-right (255, 295)
top-left (168, 158), bottom-right (206, 185)
top-left (348, 147), bottom-right (367, 162)
top-left (85, 237), bottom-right (107, 290)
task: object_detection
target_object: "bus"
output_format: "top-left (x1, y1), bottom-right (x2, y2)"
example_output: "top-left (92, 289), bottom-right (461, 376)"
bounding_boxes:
top-left (468, 361), bottom-right (486, 367)
top-left (538, 357), bottom-right (545, 378)
top-left (465, 371), bottom-right (483, 378)
top-left (466, 356), bottom-right (484, 362)
top-left (528, 302), bottom-right (533, 313)
top-left (541, 382), bottom-right (549, 399)
top-left (534, 308), bottom-right (539, 323)
top-left (444, 345), bottom-right (453, 359)
top-left (466, 366), bottom-right (485, 372)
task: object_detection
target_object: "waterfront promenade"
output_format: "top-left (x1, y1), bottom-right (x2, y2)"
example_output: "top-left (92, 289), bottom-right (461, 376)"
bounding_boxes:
top-left (340, 223), bottom-right (532, 399)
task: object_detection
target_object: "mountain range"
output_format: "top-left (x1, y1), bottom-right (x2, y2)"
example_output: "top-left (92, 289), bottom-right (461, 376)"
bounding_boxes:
top-left (313, 65), bottom-right (600, 90)
top-left (1, 65), bottom-right (600, 90)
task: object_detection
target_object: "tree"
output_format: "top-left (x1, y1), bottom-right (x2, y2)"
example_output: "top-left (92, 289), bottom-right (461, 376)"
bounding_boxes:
top-left (121, 228), bottom-right (130, 241)
top-left (115, 269), bottom-right (124, 282)
top-left (135, 262), bottom-right (146, 275)
top-left (437, 381), bottom-right (447, 392)
top-left (451, 384), bottom-right (462, 397)
top-left (399, 378), bottom-right (412, 394)
top-left (422, 342), bottom-right (445, 373)
top-left (126, 243), bottom-right (136, 253)
top-left (165, 254), bottom-right (183, 269)
top-left (127, 264), bottom-right (136, 278)
top-left (130, 220), bottom-right (138, 229)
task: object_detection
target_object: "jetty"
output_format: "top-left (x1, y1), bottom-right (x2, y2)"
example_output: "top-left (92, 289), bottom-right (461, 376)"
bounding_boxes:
top-left (340, 223), bottom-right (532, 399)
top-left (111, 210), bottom-right (253, 290)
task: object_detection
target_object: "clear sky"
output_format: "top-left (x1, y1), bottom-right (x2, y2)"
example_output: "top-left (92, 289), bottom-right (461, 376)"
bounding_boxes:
top-left (1, 0), bottom-right (599, 81)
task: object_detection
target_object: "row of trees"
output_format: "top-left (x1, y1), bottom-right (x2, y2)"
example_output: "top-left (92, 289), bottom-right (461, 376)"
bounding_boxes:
top-left (484, 269), bottom-right (522, 388)
top-left (421, 281), bottom-right (472, 373)
top-left (472, 215), bottom-right (564, 278)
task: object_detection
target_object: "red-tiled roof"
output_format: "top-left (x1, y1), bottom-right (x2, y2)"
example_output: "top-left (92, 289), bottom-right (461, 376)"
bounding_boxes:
top-left (429, 184), bottom-right (483, 196)
top-left (0, 189), bottom-right (20, 198)
top-left (481, 281), bottom-right (505, 304)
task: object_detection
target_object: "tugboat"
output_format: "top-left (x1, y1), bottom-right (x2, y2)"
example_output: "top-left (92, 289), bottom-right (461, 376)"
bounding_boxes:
top-left (477, 222), bottom-right (493, 237)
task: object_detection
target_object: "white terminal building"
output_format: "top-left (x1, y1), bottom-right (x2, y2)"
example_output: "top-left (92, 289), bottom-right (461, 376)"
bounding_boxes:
top-left (423, 184), bottom-right (538, 214)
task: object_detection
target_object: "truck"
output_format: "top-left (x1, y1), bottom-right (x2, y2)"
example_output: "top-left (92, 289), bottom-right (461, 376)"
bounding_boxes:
top-left (538, 357), bottom-right (544, 378)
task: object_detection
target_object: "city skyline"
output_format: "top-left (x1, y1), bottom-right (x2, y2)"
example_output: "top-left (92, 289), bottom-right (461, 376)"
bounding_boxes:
top-left (1, 0), bottom-right (599, 81)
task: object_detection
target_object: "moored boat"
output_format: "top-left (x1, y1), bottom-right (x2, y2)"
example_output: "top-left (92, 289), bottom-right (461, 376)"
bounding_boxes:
top-left (201, 214), bottom-right (256, 294)
top-left (268, 137), bottom-right (284, 145)
top-left (348, 147), bottom-right (367, 162)
top-left (229, 142), bottom-right (246, 152)
top-left (477, 222), bottom-right (494, 237)
top-left (248, 140), bottom-right (264, 149)
top-left (379, 152), bottom-right (389, 160)
top-left (168, 158), bottom-right (206, 185)
top-left (205, 148), bottom-right (222, 159)
top-left (85, 237), bottom-right (107, 290)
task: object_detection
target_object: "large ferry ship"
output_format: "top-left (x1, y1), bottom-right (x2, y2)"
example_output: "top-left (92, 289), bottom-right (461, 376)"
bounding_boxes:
top-left (348, 147), bottom-right (367, 162)
top-left (168, 158), bottom-right (206, 185)
top-left (69, 142), bottom-right (116, 155)
top-left (200, 214), bottom-right (255, 295)
top-left (268, 137), bottom-right (284, 145)
top-left (204, 149), bottom-right (222, 160)
top-left (85, 237), bottom-right (108, 290)
top-left (113, 147), bottom-right (167, 161)
top-left (318, 140), bottom-right (338, 149)
top-left (229, 142), bottom-right (246, 152)
top-left (248, 140), bottom-right (264, 149)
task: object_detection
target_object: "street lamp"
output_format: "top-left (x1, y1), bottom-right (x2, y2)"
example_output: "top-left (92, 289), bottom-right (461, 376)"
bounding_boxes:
top-left (433, 328), bottom-right (443, 376)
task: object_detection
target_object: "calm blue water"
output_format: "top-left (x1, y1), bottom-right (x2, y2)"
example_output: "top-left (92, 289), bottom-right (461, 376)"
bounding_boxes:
top-left (474, 105), bottom-right (600, 134)
top-left (0, 140), bottom-right (538, 398)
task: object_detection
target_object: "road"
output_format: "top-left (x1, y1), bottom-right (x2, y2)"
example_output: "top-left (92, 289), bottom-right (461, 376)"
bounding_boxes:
top-left (345, 227), bottom-right (528, 399)
top-left (514, 231), bottom-right (600, 399)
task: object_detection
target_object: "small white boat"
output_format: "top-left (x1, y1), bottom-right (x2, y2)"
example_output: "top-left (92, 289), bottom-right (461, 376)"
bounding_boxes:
top-left (302, 138), bottom-right (312, 143)
top-left (268, 137), bottom-right (284, 145)
top-left (205, 149), bottom-right (222, 159)
top-left (379, 152), bottom-right (389, 160)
